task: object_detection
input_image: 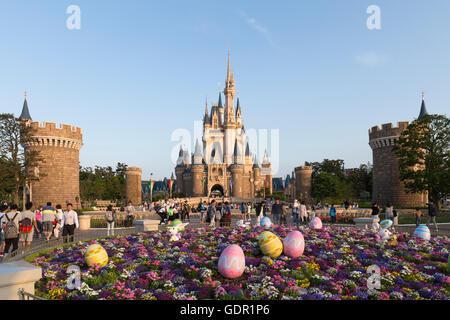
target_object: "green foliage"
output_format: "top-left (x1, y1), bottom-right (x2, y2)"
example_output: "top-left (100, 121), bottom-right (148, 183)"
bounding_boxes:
top-left (79, 163), bottom-right (127, 202)
top-left (307, 159), bottom-right (372, 204)
top-left (394, 114), bottom-right (450, 207)
top-left (270, 192), bottom-right (287, 201)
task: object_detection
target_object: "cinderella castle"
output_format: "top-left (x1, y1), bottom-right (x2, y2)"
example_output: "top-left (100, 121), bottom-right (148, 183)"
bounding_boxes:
top-left (174, 53), bottom-right (272, 198)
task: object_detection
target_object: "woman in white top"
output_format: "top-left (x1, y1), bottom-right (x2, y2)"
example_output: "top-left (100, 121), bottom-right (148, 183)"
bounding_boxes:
top-left (61, 203), bottom-right (79, 243)
top-left (54, 204), bottom-right (63, 238)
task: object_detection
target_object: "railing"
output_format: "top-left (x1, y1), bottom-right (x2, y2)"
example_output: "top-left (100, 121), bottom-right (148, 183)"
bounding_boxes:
top-left (18, 288), bottom-right (47, 300)
top-left (1, 227), bottom-right (137, 264)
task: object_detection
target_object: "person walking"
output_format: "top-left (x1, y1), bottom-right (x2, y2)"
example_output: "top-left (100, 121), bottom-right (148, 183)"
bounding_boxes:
top-left (425, 201), bottom-right (438, 232)
top-left (256, 201), bottom-right (266, 226)
top-left (329, 204), bottom-right (337, 224)
top-left (61, 203), bottom-right (79, 243)
top-left (0, 205), bottom-right (6, 256)
top-left (271, 199), bottom-right (282, 225)
top-left (34, 205), bottom-right (43, 239)
top-left (221, 202), bottom-right (232, 227)
top-left (245, 202), bottom-right (252, 222)
top-left (414, 208), bottom-right (422, 227)
top-left (2, 204), bottom-right (21, 256)
top-left (385, 202), bottom-right (394, 222)
top-left (105, 205), bottom-right (116, 236)
top-left (280, 202), bottom-right (287, 225)
top-left (54, 204), bottom-right (63, 238)
top-left (208, 200), bottom-right (217, 227)
top-left (198, 201), bottom-right (206, 224)
top-left (292, 200), bottom-right (300, 227)
top-left (299, 201), bottom-right (307, 224)
top-left (126, 201), bottom-right (135, 227)
top-left (240, 203), bottom-right (246, 222)
top-left (19, 202), bottom-right (39, 253)
top-left (42, 202), bottom-right (56, 241)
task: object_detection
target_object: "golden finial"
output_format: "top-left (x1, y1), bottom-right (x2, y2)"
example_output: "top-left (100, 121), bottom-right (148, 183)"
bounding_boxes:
top-left (422, 89), bottom-right (425, 101)
top-left (24, 89), bottom-right (27, 100)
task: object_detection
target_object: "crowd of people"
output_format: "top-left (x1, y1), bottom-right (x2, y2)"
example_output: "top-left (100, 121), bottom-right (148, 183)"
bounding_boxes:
top-left (0, 201), bottom-right (79, 257)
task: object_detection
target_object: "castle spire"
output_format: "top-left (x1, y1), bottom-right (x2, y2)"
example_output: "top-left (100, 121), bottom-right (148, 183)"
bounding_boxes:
top-left (418, 89), bottom-right (429, 119)
top-left (203, 98), bottom-right (209, 124)
top-left (226, 48), bottom-right (231, 83)
top-left (19, 90), bottom-right (32, 120)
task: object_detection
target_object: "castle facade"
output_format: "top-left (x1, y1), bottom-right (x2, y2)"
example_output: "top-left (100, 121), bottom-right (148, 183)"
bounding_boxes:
top-left (175, 54), bottom-right (272, 198)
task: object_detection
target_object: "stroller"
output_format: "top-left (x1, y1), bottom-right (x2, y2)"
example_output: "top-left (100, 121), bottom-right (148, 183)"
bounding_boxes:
top-left (156, 206), bottom-right (168, 225)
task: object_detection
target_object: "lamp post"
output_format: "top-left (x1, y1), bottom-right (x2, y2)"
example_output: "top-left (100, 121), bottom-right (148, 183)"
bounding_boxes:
top-left (149, 173), bottom-right (153, 203)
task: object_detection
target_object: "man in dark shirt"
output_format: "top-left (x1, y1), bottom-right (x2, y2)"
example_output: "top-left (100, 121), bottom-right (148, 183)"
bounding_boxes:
top-left (426, 201), bottom-right (438, 232)
top-left (271, 199), bottom-right (282, 225)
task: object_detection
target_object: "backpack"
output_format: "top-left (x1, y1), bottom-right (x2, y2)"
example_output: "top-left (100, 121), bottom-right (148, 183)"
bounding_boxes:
top-left (5, 213), bottom-right (19, 239)
top-left (20, 217), bottom-right (33, 233)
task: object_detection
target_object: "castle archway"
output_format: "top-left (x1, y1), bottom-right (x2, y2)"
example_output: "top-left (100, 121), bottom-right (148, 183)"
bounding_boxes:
top-left (210, 184), bottom-right (224, 197)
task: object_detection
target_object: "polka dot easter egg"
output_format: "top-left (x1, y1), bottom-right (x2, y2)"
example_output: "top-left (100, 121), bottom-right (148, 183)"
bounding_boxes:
top-left (258, 231), bottom-right (283, 258)
top-left (283, 230), bottom-right (305, 258)
top-left (218, 244), bottom-right (245, 279)
top-left (85, 244), bottom-right (109, 268)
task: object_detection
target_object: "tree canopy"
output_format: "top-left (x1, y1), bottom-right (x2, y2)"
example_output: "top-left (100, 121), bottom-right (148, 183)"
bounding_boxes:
top-left (394, 114), bottom-right (450, 207)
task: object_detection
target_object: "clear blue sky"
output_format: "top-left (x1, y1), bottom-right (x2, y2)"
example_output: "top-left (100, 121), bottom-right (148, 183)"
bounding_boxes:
top-left (1, 0), bottom-right (449, 180)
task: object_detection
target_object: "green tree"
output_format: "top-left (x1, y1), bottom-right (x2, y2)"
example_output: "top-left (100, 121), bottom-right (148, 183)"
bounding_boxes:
top-left (0, 114), bottom-right (43, 204)
top-left (394, 114), bottom-right (450, 209)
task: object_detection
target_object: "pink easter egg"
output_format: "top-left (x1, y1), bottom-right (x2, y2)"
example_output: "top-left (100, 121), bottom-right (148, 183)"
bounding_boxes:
top-left (283, 230), bottom-right (305, 258)
top-left (309, 217), bottom-right (322, 230)
top-left (218, 244), bottom-right (245, 279)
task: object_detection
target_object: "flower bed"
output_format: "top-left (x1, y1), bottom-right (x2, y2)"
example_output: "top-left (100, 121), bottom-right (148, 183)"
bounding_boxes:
top-left (30, 225), bottom-right (449, 300)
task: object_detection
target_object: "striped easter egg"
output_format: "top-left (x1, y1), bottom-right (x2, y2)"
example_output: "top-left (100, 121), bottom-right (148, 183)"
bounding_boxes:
top-left (258, 231), bottom-right (283, 258)
top-left (218, 244), bottom-right (245, 279)
top-left (260, 216), bottom-right (272, 229)
top-left (85, 244), bottom-right (109, 268)
top-left (413, 224), bottom-right (431, 241)
top-left (283, 230), bottom-right (305, 258)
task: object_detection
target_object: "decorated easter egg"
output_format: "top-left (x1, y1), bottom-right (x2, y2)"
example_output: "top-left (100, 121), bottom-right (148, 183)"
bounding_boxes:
top-left (378, 228), bottom-right (391, 241)
top-left (379, 219), bottom-right (393, 229)
top-left (283, 230), bottom-right (305, 258)
top-left (169, 219), bottom-right (184, 231)
top-left (85, 244), bottom-right (109, 268)
top-left (258, 231), bottom-right (283, 258)
top-left (413, 224), bottom-right (431, 241)
top-left (218, 244), bottom-right (245, 279)
top-left (309, 217), bottom-right (322, 230)
top-left (260, 216), bottom-right (272, 228)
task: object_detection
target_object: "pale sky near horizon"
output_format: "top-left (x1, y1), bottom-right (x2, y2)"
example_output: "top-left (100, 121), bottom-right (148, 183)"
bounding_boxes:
top-left (1, 0), bottom-right (449, 180)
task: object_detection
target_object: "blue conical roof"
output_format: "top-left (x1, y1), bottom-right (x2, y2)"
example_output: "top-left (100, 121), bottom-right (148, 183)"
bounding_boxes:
top-left (19, 98), bottom-right (32, 120)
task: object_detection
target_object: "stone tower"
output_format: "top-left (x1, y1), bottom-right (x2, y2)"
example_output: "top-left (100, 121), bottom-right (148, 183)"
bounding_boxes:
top-left (368, 93), bottom-right (428, 206)
top-left (126, 167), bottom-right (142, 205)
top-left (20, 94), bottom-right (83, 209)
top-left (294, 166), bottom-right (312, 200)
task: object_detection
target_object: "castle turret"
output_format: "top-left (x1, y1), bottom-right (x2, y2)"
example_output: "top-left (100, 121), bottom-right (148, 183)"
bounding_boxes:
top-left (261, 150), bottom-right (272, 195)
top-left (294, 166), bottom-right (312, 201)
top-left (175, 147), bottom-right (186, 195)
top-left (22, 94), bottom-right (83, 209)
top-left (235, 98), bottom-right (242, 127)
top-left (126, 167), bottom-right (142, 205)
top-left (224, 50), bottom-right (235, 124)
top-left (368, 92), bottom-right (428, 206)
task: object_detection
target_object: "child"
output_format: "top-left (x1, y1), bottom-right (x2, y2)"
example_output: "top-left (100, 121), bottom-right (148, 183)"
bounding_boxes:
top-left (414, 208), bottom-right (422, 226)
